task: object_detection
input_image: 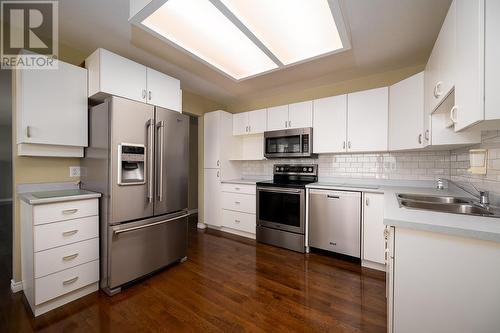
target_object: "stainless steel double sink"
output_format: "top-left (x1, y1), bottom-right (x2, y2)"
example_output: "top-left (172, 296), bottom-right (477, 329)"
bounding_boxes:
top-left (396, 193), bottom-right (500, 218)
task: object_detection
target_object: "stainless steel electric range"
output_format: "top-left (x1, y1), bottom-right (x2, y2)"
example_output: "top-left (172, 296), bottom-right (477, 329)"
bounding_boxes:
top-left (256, 164), bottom-right (318, 253)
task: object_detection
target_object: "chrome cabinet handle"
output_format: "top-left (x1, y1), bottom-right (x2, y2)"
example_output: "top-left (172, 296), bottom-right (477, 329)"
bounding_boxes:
top-left (434, 81), bottom-right (443, 98)
top-left (25, 126), bottom-right (31, 138)
top-left (62, 276), bottom-right (79, 286)
top-left (148, 91), bottom-right (152, 100)
top-left (114, 213), bottom-right (190, 235)
top-left (62, 229), bottom-right (78, 237)
top-left (418, 134), bottom-right (422, 144)
top-left (217, 171), bottom-right (219, 177)
top-left (234, 187), bottom-right (240, 190)
top-left (450, 106), bottom-right (458, 123)
top-left (288, 120), bottom-right (291, 128)
top-left (348, 141), bottom-right (351, 149)
top-left (234, 219), bottom-right (241, 223)
top-left (327, 195), bottom-right (340, 199)
top-left (284, 120), bottom-right (287, 128)
top-left (217, 160), bottom-right (220, 166)
top-left (425, 129), bottom-right (430, 141)
top-left (62, 253), bottom-right (79, 261)
top-left (235, 201), bottom-right (241, 204)
top-left (343, 141), bottom-right (346, 150)
top-left (156, 121), bottom-right (165, 201)
top-left (249, 125), bottom-right (251, 132)
top-left (142, 89), bottom-right (146, 99)
top-left (147, 119), bottom-right (154, 203)
top-left (62, 209), bottom-right (78, 215)
top-left (366, 197), bottom-right (369, 206)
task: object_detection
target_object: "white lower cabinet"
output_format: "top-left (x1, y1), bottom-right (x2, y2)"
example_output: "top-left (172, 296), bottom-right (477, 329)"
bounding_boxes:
top-left (203, 169), bottom-right (222, 227)
top-left (220, 183), bottom-right (256, 237)
top-left (21, 197), bottom-right (100, 316)
top-left (389, 227), bottom-right (500, 333)
top-left (362, 192), bottom-right (385, 268)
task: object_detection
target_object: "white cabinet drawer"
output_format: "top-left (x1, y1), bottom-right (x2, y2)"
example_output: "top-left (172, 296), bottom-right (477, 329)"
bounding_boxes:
top-left (35, 260), bottom-right (99, 305)
top-left (222, 210), bottom-right (256, 234)
top-left (34, 216), bottom-right (99, 252)
top-left (33, 199), bottom-right (98, 225)
top-left (221, 192), bottom-right (256, 214)
top-left (221, 183), bottom-right (256, 195)
top-left (34, 238), bottom-right (99, 278)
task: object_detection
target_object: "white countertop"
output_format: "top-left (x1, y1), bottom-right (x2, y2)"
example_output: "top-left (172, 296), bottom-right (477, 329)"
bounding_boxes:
top-left (19, 189), bottom-right (101, 205)
top-left (306, 180), bottom-right (500, 243)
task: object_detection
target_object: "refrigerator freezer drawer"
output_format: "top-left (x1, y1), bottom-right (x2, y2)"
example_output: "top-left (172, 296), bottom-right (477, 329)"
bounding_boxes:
top-left (108, 212), bottom-right (188, 289)
top-left (308, 190), bottom-right (361, 257)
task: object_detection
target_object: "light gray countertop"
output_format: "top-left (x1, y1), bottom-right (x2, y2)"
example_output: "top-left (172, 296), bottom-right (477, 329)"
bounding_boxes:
top-left (305, 179), bottom-right (500, 243)
top-left (222, 178), bottom-right (269, 185)
top-left (19, 189), bottom-right (101, 205)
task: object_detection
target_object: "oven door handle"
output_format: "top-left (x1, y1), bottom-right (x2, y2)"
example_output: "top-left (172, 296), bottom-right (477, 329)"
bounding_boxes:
top-left (257, 187), bottom-right (302, 194)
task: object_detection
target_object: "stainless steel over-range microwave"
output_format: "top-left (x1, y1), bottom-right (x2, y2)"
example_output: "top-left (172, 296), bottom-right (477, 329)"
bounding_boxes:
top-left (264, 127), bottom-right (314, 158)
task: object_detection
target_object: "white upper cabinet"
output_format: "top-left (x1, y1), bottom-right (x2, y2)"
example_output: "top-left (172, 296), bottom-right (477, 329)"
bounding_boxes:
top-left (233, 109), bottom-right (267, 135)
top-left (232, 112), bottom-right (248, 136)
top-left (247, 109), bottom-right (267, 134)
top-left (15, 60), bottom-right (88, 157)
top-left (288, 101), bottom-right (313, 129)
top-left (204, 111), bottom-right (221, 169)
top-left (146, 67), bottom-right (181, 112)
top-left (454, 0), bottom-right (500, 131)
top-left (427, 1), bottom-right (456, 113)
top-left (267, 105), bottom-right (289, 131)
top-left (313, 95), bottom-right (347, 153)
top-left (389, 72), bottom-right (425, 151)
top-left (87, 48), bottom-right (147, 103)
top-left (347, 87), bottom-right (389, 152)
top-left (86, 48), bottom-right (181, 112)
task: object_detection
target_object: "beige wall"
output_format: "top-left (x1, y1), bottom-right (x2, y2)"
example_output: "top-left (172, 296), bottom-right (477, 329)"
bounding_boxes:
top-left (226, 64), bottom-right (424, 113)
top-left (11, 44), bottom-right (88, 282)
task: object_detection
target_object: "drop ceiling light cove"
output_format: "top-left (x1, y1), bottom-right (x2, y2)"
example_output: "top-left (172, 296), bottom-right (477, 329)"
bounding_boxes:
top-left (131, 0), bottom-right (350, 81)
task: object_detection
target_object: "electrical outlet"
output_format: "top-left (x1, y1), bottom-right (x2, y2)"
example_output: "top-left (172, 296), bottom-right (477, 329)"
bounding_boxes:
top-left (69, 166), bottom-right (81, 177)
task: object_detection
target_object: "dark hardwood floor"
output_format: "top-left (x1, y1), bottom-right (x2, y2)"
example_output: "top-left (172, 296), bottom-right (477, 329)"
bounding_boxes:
top-left (0, 216), bottom-right (387, 333)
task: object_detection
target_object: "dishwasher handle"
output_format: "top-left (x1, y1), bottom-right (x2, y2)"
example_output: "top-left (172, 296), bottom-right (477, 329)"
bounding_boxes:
top-left (327, 195), bottom-right (340, 199)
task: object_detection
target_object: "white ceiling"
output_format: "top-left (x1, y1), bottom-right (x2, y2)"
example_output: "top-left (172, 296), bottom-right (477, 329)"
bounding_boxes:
top-left (57, 0), bottom-right (451, 106)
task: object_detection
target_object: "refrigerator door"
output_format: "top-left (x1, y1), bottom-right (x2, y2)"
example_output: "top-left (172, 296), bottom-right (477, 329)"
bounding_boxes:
top-left (110, 96), bottom-right (155, 224)
top-left (154, 107), bottom-right (189, 215)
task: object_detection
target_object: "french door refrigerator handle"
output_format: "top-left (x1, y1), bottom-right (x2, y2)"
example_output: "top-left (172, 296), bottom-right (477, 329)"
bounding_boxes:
top-left (147, 119), bottom-right (154, 202)
top-left (156, 120), bottom-right (165, 202)
top-left (114, 213), bottom-right (190, 235)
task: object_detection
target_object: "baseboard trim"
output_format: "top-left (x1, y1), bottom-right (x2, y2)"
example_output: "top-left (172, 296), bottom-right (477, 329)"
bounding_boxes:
top-left (361, 260), bottom-right (386, 272)
top-left (11, 279), bottom-right (23, 293)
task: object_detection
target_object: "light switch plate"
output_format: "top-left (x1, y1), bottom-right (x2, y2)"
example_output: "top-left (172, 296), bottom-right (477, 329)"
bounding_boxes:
top-left (69, 166), bottom-right (81, 177)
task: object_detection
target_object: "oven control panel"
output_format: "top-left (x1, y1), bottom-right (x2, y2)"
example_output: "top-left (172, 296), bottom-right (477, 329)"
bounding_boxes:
top-left (273, 164), bottom-right (317, 176)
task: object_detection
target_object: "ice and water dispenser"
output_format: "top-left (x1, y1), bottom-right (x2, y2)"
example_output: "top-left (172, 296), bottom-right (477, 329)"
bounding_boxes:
top-left (118, 144), bottom-right (146, 185)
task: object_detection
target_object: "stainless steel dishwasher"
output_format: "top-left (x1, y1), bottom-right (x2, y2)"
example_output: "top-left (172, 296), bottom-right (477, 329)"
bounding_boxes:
top-left (308, 189), bottom-right (361, 257)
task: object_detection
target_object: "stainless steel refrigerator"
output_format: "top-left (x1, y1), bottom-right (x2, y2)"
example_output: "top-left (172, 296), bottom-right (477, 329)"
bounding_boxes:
top-left (81, 96), bottom-right (189, 295)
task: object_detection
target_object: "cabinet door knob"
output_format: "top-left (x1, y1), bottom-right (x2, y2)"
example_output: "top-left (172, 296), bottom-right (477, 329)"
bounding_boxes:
top-left (418, 134), bottom-right (422, 144)
top-left (450, 106), bottom-right (458, 123)
top-left (25, 126), bottom-right (31, 138)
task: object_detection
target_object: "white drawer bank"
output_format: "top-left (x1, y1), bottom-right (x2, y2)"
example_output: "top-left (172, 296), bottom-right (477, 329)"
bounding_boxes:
top-left (19, 190), bottom-right (101, 316)
top-left (220, 181), bottom-right (257, 239)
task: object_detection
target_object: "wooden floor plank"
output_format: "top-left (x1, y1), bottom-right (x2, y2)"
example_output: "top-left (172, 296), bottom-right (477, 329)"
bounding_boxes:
top-left (0, 218), bottom-right (386, 332)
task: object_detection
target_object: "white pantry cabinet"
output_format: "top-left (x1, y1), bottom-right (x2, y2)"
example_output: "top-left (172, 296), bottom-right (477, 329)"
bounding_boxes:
top-left (233, 109), bottom-right (267, 135)
top-left (453, 0), bottom-right (500, 131)
top-left (204, 111), bottom-right (222, 169)
top-left (362, 193), bottom-right (385, 268)
top-left (313, 95), bottom-right (347, 153)
top-left (426, 1), bottom-right (456, 113)
top-left (86, 48), bottom-right (181, 112)
top-left (203, 168), bottom-right (221, 227)
top-left (389, 72), bottom-right (425, 151)
top-left (389, 227), bottom-right (500, 333)
top-left (14, 59), bottom-right (88, 157)
top-left (347, 87), bottom-right (389, 152)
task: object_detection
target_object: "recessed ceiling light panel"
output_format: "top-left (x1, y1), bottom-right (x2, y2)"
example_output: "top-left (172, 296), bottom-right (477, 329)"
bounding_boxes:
top-left (141, 0), bottom-right (278, 80)
top-left (219, 0), bottom-right (345, 65)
